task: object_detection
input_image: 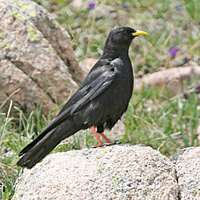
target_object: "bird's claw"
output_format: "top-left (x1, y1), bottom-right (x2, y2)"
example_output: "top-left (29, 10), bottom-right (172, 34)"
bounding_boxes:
top-left (90, 142), bottom-right (116, 148)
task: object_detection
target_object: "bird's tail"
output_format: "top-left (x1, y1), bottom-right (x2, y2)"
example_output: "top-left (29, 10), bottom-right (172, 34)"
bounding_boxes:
top-left (17, 123), bottom-right (78, 169)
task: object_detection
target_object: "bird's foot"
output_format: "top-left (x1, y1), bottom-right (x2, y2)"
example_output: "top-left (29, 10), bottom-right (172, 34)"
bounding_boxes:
top-left (91, 142), bottom-right (116, 148)
top-left (90, 126), bottom-right (116, 148)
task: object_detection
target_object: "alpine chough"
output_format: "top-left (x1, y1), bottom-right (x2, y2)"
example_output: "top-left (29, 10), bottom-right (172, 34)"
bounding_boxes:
top-left (17, 27), bottom-right (148, 168)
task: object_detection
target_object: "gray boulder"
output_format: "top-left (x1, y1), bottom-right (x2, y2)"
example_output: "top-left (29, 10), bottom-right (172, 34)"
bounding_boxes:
top-left (13, 144), bottom-right (178, 200)
top-left (0, 0), bottom-right (84, 116)
top-left (176, 147), bottom-right (200, 199)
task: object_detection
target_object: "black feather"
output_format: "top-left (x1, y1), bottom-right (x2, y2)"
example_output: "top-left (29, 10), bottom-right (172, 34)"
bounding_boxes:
top-left (17, 27), bottom-right (143, 168)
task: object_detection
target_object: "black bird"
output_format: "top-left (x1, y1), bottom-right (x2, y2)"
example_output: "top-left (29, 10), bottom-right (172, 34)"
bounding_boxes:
top-left (17, 27), bottom-right (148, 168)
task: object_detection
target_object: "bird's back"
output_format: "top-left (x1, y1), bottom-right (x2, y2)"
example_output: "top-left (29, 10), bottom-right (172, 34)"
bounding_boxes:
top-left (73, 56), bottom-right (134, 132)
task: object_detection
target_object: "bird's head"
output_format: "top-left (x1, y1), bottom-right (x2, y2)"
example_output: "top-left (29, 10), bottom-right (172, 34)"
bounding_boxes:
top-left (103, 27), bottom-right (148, 59)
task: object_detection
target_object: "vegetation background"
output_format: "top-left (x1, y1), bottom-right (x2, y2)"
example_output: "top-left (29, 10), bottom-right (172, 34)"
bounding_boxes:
top-left (0, 0), bottom-right (199, 199)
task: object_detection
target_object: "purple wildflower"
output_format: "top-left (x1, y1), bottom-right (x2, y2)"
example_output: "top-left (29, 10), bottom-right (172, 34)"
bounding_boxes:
top-left (195, 85), bottom-right (200, 94)
top-left (169, 46), bottom-right (179, 57)
top-left (175, 5), bottom-right (182, 11)
top-left (122, 3), bottom-right (130, 9)
top-left (183, 92), bottom-right (189, 100)
top-left (2, 146), bottom-right (8, 155)
top-left (77, 18), bottom-right (82, 24)
top-left (88, 2), bottom-right (95, 9)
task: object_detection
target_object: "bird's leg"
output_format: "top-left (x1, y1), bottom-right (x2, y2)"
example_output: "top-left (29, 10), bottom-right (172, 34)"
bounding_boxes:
top-left (98, 132), bottom-right (111, 143)
top-left (90, 126), bottom-right (115, 147)
top-left (90, 126), bottom-right (103, 146)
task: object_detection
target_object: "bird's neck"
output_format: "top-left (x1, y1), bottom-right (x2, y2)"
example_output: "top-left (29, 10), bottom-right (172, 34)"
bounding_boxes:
top-left (101, 46), bottom-right (129, 61)
top-left (101, 38), bottom-right (132, 61)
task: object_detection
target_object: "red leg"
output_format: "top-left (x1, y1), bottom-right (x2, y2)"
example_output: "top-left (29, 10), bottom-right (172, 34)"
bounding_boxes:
top-left (90, 126), bottom-right (115, 147)
top-left (99, 132), bottom-right (111, 143)
top-left (90, 126), bottom-right (103, 145)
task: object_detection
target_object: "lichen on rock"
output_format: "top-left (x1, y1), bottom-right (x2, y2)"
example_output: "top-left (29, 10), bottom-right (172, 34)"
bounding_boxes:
top-left (0, 0), bottom-right (84, 117)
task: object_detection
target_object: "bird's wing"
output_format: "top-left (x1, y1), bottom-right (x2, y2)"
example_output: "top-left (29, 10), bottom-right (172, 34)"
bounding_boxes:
top-left (45, 63), bottom-right (116, 131)
top-left (19, 61), bottom-right (119, 156)
top-left (59, 58), bottom-right (123, 114)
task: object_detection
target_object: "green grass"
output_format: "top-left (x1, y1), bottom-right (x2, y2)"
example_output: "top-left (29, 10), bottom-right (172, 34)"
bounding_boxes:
top-left (0, 0), bottom-right (200, 199)
top-left (124, 77), bottom-right (200, 156)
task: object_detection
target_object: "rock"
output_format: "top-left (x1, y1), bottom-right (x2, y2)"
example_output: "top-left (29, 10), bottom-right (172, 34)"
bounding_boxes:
top-left (134, 66), bottom-right (200, 95)
top-left (13, 144), bottom-right (178, 200)
top-left (176, 147), bottom-right (200, 199)
top-left (0, 0), bottom-right (84, 116)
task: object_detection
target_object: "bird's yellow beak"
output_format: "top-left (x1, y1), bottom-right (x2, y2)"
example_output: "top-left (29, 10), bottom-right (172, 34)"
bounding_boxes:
top-left (132, 30), bottom-right (148, 36)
